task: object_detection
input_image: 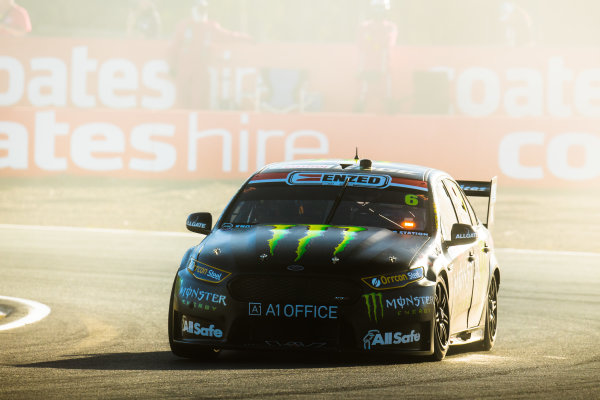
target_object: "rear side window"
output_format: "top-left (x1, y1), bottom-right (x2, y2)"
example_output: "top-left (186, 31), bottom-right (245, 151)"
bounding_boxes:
top-left (435, 181), bottom-right (458, 240)
top-left (443, 179), bottom-right (473, 225)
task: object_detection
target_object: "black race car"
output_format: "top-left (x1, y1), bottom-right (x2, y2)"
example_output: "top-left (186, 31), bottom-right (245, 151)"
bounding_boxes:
top-left (168, 159), bottom-right (500, 360)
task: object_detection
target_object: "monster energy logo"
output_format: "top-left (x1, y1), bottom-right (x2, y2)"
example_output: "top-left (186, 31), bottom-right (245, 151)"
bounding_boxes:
top-left (363, 292), bottom-right (384, 322)
top-left (333, 227), bottom-right (366, 256)
top-left (267, 225), bottom-right (366, 261)
top-left (268, 225), bottom-right (294, 256)
top-left (295, 225), bottom-right (329, 261)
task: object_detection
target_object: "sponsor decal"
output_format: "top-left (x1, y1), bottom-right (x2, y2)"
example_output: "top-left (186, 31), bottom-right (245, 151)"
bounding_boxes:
top-left (386, 295), bottom-right (434, 310)
top-left (181, 316), bottom-right (223, 338)
top-left (267, 225), bottom-right (367, 261)
top-left (362, 329), bottom-right (421, 350)
top-left (249, 302), bottom-right (262, 316)
top-left (361, 267), bottom-right (424, 290)
top-left (222, 223), bottom-right (253, 229)
top-left (268, 225), bottom-right (295, 256)
top-left (295, 225), bottom-right (329, 261)
top-left (179, 286), bottom-right (227, 311)
top-left (362, 292), bottom-right (384, 322)
top-left (396, 308), bottom-right (431, 317)
top-left (187, 259), bottom-right (231, 284)
top-left (265, 341), bottom-right (328, 348)
top-left (455, 233), bottom-right (476, 239)
top-left (287, 172), bottom-right (391, 189)
top-left (248, 302), bottom-right (338, 319)
top-left (395, 231), bottom-right (429, 236)
top-left (333, 227), bottom-right (367, 255)
top-left (460, 185), bottom-right (488, 192)
top-left (363, 293), bottom-right (433, 321)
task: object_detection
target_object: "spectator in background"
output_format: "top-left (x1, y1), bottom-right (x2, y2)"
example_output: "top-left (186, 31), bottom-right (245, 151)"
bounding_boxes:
top-left (0, 0), bottom-right (31, 36)
top-left (355, 0), bottom-right (397, 113)
top-left (499, 1), bottom-right (536, 46)
top-left (127, 0), bottom-right (162, 39)
top-left (169, 0), bottom-right (251, 110)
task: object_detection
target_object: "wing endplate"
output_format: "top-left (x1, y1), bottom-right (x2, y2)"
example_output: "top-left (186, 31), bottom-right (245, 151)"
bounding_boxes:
top-left (457, 177), bottom-right (497, 230)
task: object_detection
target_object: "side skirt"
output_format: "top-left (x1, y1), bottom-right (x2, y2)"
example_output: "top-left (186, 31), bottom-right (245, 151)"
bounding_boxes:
top-left (449, 327), bottom-right (484, 346)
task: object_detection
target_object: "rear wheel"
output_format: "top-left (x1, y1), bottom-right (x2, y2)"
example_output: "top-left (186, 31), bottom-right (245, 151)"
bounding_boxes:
top-left (482, 274), bottom-right (498, 351)
top-left (432, 278), bottom-right (450, 361)
top-left (168, 277), bottom-right (220, 359)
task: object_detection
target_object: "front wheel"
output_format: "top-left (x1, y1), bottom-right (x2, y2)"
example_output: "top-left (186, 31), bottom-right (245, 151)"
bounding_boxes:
top-left (481, 274), bottom-right (498, 351)
top-left (432, 278), bottom-right (450, 361)
top-left (168, 277), bottom-right (220, 359)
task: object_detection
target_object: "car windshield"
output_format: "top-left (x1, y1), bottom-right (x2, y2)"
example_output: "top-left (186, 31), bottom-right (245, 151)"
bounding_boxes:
top-left (222, 182), bottom-right (430, 232)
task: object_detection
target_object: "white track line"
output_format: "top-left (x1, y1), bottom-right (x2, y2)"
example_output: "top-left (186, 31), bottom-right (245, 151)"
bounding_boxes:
top-left (0, 295), bottom-right (51, 331)
top-left (0, 223), bottom-right (197, 237)
top-left (497, 248), bottom-right (600, 258)
top-left (0, 223), bottom-right (598, 257)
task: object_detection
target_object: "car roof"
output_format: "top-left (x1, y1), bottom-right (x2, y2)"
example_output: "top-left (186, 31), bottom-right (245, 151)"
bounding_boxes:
top-left (258, 159), bottom-right (441, 182)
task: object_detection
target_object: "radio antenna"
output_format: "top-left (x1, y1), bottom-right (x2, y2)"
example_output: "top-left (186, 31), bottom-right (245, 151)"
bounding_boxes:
top-left (354, 147), bottom-right (359, 163)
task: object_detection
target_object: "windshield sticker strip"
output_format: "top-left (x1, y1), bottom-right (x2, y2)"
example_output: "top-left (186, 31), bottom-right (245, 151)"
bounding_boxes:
top-left (250, 172), bottom-right (428, 192)
top-left (390, 177), bottom-right (428, 190)
top-left (249, 178), bottom-right (287, 184)
top-left (287, 172), bottom-right (392, 188)
top-left (388, 183), bottom-right (428, 192)
top-left (249, 172), bottom-right (289, 184)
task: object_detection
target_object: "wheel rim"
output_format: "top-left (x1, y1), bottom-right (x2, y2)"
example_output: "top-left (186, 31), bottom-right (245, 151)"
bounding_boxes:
top-left (488, 277), bottom-right (498, 338)
top-left (435, 282), bottom-right (450, 349)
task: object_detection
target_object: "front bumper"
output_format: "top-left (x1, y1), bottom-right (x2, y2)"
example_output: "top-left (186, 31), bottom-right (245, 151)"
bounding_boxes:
top-left (171, 269), bottom-right (436, 355)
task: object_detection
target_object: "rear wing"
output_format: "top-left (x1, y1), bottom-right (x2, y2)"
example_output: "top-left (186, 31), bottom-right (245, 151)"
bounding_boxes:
top-left (457, 177), bottom-right (497, 230)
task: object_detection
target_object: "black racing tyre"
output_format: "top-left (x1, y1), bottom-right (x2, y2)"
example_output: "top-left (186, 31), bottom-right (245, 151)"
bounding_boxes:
top-left (482, 274), bottom-right (498, 351)
top-left (432, 278), bottom-right (450, 361)
top-left (168, 277), bottom-right (220, 360)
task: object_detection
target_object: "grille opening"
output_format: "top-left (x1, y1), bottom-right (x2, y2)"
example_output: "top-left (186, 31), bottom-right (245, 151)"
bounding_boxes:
top-left (228, 275), bottom-right (361, 305)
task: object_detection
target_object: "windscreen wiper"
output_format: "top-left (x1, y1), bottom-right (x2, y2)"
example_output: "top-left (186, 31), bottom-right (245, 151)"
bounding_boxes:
top-left (324, 178), bottom-right (350, 224)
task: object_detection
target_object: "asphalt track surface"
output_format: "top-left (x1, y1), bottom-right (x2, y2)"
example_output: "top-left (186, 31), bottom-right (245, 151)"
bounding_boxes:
top-left (0, 225), bottom-right (598, 399)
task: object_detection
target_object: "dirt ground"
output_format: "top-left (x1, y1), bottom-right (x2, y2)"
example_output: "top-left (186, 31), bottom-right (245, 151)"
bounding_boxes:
top-left (0, 176), bottom-right (598, 253)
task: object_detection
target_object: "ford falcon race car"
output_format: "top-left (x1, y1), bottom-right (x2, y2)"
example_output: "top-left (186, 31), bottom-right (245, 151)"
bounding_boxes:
top-left (168, 159), bottom-right (500, 361)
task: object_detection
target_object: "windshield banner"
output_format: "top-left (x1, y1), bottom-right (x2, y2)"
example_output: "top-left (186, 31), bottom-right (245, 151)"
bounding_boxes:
top-left (287, 172), bottom-right (391, 189)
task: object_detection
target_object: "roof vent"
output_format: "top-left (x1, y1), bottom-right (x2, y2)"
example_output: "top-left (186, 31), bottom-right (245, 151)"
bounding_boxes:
top-left (359, 159), bottom-right (372, 170)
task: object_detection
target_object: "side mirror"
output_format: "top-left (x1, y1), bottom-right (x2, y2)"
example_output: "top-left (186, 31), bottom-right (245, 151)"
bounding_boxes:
top-left (186, 212), bottom-right (212, 235)
top-left (448, 223), bottom-right (477, 246)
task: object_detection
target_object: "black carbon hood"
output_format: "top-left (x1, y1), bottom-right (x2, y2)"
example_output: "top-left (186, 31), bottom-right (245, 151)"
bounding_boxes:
top-left (193, 225), bottom-right (430, 273)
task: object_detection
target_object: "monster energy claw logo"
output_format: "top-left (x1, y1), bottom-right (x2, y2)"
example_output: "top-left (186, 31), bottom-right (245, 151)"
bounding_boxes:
top-left (268, 225), bottom-right (294, 256)
top-left (267, 225), bottom-right (366, 261)
top-left (363, 292), bottom-right (384, 322)
top-left (295, 225), bottom-right (328, 261)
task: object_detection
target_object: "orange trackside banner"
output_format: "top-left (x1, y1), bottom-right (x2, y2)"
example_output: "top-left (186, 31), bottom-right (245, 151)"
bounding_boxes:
top-left (1, 107), bottom-right (599, 186)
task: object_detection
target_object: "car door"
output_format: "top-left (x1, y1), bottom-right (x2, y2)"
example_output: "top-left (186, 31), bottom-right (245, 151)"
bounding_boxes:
top-left (457, 188), bottom-right (491, 328)
top-left (435, 180), bottom-right (472, 334)
top-left (442, 179), bottom-right (478, 333)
